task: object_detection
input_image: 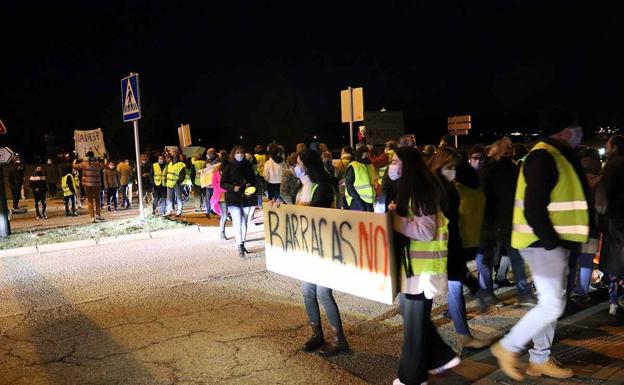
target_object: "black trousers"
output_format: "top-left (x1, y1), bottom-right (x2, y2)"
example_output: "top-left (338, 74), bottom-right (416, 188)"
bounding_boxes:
top-left (64, 195), bottom-right (76, 214)
top-left (11, 186), bottom-right (21, 209)
top-left (266, 183), bottom-right (281, 200)
top-left (398, 293), bottom-right (456, 385)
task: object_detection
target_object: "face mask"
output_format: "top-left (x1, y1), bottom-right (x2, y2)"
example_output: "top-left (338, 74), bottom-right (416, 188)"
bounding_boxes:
top-left (158, 160), bottom-right (164, 165)
top-left (47, 160), bottom-right (52, 165)
top-left (388, 164), bottom-right (401, 181)
top-left (234, 154), bottom-right (244, 162)
top-left (109, 165), bottom-right (115, 169)
top-left (469, 158), bottom-right (483, 171)
top-left (441, 167), bottom-right (456, 181)
top-left (568, 126), bottom-right (583, 148)
top-left (294, 165), bottom-right (306, 179)
top-left (361, 152), bottom-right (369, 160)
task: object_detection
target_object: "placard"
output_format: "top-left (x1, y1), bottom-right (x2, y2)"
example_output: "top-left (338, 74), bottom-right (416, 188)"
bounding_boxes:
top-left (74, 129), bottom-right (107, 159)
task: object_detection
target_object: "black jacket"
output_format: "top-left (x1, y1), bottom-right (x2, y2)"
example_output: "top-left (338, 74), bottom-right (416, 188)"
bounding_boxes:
top-left (221, 160), bottom-right (257, 207)
top-left (437, 172), bottom-right (465, 280)
top-left (522, 138), bottom-right (593, 251)
top-left (482, 157), bottom-right (518, 241)
top-left (8, 166), bottom-right (24, 188)
top-left (602, 154), bottom-right (624, 220)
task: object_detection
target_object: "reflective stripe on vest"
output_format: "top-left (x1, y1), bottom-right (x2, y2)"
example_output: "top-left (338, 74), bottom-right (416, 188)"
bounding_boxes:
top-left (153, 163), bottom-right (166, 186)
top-left (346, 161), bottom-right (375, 205)
top-left (166, 162), bottom-right (184, 188)
top-left (193, 160), bottom-right (206, 186)
top-left (511, 141), bottom-right (589, 249)
top-left (61, 174), bottom-right (76, 197)
top-left (404, 212), bottom-right (449, 277)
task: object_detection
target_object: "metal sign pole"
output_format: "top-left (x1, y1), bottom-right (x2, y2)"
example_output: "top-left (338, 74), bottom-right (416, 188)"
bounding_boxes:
top-left (133, 120), bottom-right (145, 220)
top-left (0, 166), bottom-right (10, 237)
top-left (349, 86), bottom-right (354, 148)
top-left (455, 135), bottom-right (458, 148)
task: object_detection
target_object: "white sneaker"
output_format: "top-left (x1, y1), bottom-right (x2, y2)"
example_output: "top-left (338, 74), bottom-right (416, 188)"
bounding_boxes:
top-left (609, 304), bottom-right (618, 315)
top-left (429, 356), bottom-right (461, 375)
top-left (392, 379), bottom-right (427, 385)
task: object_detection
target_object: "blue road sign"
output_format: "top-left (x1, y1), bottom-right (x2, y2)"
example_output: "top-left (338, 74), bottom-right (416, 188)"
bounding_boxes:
top-left (121, 74), bottom-right (141, 122)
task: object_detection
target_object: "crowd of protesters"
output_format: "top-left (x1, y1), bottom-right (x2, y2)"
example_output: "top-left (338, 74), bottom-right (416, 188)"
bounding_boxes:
top-left (4, 105), bottom-right (624, 384)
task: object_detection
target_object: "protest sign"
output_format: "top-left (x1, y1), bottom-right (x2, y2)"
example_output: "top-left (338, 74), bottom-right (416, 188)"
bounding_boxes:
top-left (200, 164), bottom-right (218, 188)
top-left (263, 202), bottom-right (398, 304)
top-left (74, 129), bottom-right (107, 159)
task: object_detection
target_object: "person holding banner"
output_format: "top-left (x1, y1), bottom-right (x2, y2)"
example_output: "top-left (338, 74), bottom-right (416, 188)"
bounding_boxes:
top-left (286, 149), bottom-right (349, 356)
top-left (221, 146), bottom-right (257, 257)
top-left (73, 151), bottom-right (104, 222)
top-left (387, 147), bottom-right (459, 385)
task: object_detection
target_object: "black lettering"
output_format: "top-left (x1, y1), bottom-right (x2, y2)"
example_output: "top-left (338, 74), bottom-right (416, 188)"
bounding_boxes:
top-left (340, 221), bottom-right (357, 265)
top-left (318, 218), bottom-right (327, 258)
top-left (299, 215), bottom-right (309, 253)
top-left (268, 211), bottom-right (283, 248)
top-left (311, 219), bottom-right (321, 257)
top-left (332, 222), bottom-right (344, 263)
top-left (284, 214), bottom-right (294, 252)
top-left (291, 214), bottom-right (300, 251)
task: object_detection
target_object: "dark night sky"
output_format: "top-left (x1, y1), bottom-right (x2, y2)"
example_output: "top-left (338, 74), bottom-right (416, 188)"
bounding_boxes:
top-left (1, 0), bottom-right (622, 158)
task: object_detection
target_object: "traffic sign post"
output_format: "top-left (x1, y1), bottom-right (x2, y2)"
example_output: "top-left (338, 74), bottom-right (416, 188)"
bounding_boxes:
top-left (121, 73), bottom-right (145, 220)
top-left (0, 146), bottom-right (15, 237)
top-left (447, 115), bottom-right (472, 148)
top-left (341, 87), bottom-right (364, 148)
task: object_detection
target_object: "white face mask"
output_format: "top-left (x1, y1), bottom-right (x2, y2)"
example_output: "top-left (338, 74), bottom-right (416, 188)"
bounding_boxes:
top-left (234, 154), bottom-right (244, 162)
top-left (294, 165), bottom-right (306, 179)
top-left (441, 166), bottom-right (456, 181)
top-left (388, 164), bottom-right (401, 181)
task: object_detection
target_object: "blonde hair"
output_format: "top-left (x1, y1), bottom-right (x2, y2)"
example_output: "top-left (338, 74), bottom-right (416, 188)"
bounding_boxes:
top-left (487, 137), bottom-right (513, 160)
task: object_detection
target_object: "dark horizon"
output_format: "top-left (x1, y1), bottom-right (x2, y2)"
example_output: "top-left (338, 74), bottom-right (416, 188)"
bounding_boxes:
top-left (1, 0), bottom-right (623, 159)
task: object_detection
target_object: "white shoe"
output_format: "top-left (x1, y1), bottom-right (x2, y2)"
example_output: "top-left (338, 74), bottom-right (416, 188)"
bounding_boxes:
top-left (429, 356), bottom-right (461, 375)
top-left (393, 379), bottom-right (427, 385)
top-left (609, 304), bottom-right (618, 315)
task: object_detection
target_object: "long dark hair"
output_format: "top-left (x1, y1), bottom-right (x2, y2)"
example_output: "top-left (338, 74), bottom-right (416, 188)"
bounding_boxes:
top-left (395, 147), bottom-right (443, 217)
top-left (299, 149), bottom-right (329, 185)
top-left (229, 145), bottom-right (246, 164)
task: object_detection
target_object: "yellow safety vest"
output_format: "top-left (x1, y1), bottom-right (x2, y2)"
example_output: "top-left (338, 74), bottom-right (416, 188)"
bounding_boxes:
top-left (455, 182), bottom-right (486, 249)
top-left (346, 161), bottom-right (375, 206)
top-left (183, 167), bottom-right (192, 186)
top-left (166, 162), bottom-right (185, 188)
top-left (61, 173), bottom-right (76, 197)
top-left (401, 211), bottom-right (449, 293)
top-left (378, 150), bottom-right (395, 184)
top-left (254, 154), bottom-right (266, 176)
top-left (193, 160), bottom-right (206, 186)
top-left (511, 141), bottom-right (589, 249)
top-left (153, 163), bottom-right (166, 187)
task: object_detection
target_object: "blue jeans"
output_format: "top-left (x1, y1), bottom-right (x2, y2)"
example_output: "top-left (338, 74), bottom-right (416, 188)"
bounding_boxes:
top-left (204, 187), bottom-right (214, 213)
top-left (301, 281), bottom-right (343, 329)
top-left (447, 280), bottom-right (470, 335)
top-left (477, 240), bottom-right (532, 296)
top-left (228, 205), bottom-right (251, 245)
top-left (567, 251), bottom-right (594, 297)
top-left (166, 185), bottom-right (183, 215)
top-left (120, 184), bottom-right (131, 208)
top-left (152, 186), bottom-right (166, 214)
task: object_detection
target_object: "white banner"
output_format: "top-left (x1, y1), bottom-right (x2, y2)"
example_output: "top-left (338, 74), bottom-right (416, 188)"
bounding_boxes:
top-left (263, 203), bottom-right (398, 304)
top-left (74, 129), bottom-right (107, 159)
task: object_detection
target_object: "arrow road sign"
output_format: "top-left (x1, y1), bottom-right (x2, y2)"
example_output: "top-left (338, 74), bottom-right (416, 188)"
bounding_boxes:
top-left (0, 147), bottom-right (15, 165)
top-left (121, 74), bottom-right (141, 122)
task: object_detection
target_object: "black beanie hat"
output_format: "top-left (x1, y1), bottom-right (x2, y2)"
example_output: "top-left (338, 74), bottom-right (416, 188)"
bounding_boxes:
top-left (539, 105), bottom-right (577, 137)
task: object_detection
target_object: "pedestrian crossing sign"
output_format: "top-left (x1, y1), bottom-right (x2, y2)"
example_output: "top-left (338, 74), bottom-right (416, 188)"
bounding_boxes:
top-left (121, 73), bottom-right (141, 122)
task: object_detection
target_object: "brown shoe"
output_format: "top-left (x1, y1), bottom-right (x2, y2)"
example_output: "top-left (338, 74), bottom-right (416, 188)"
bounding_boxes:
top-left (458, 334), bottom-right (491, 351)
top-left (302, 322), bottom-right (324, 353)
top-left (318, 325), bottom-right (349, 356)
top-left (526, 358), bottom-right (573, 379)
top-left (490, 342), bottom-right (524, 381)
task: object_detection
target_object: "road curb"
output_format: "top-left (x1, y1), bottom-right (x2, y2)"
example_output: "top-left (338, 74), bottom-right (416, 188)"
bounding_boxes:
top-left (0, 246), bottom-right (39, 258)
top-left (0, 225), bottom-right (211, 257)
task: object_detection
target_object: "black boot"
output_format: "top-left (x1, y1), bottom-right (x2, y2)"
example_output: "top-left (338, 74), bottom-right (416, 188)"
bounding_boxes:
top-left (318, 325), bottom-right (349, 356)
top-left (238, 244), bottom-right (246, 258)
top-left (220, 230), bottom-right (227, 240)
top-left (302, 322), bottom-right (324, 353)
top-left (241, 243), bottom-right (250, 254)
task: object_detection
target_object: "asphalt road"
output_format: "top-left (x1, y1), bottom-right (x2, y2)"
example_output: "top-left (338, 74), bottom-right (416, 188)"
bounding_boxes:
top-left (1, 218), bottom-right (538, 385)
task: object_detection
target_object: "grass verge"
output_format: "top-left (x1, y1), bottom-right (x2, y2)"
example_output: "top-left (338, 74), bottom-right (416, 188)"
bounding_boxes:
top-left (1, 216), bottom-right (188, 250)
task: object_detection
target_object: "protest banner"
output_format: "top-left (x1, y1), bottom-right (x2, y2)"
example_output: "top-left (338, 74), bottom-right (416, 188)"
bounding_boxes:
top-left (200, 164), bottom-right (218, 188)
top-left (74, 128), bottom-right (107, 159)
top-left (263, 202), bottom-right (398, 304)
